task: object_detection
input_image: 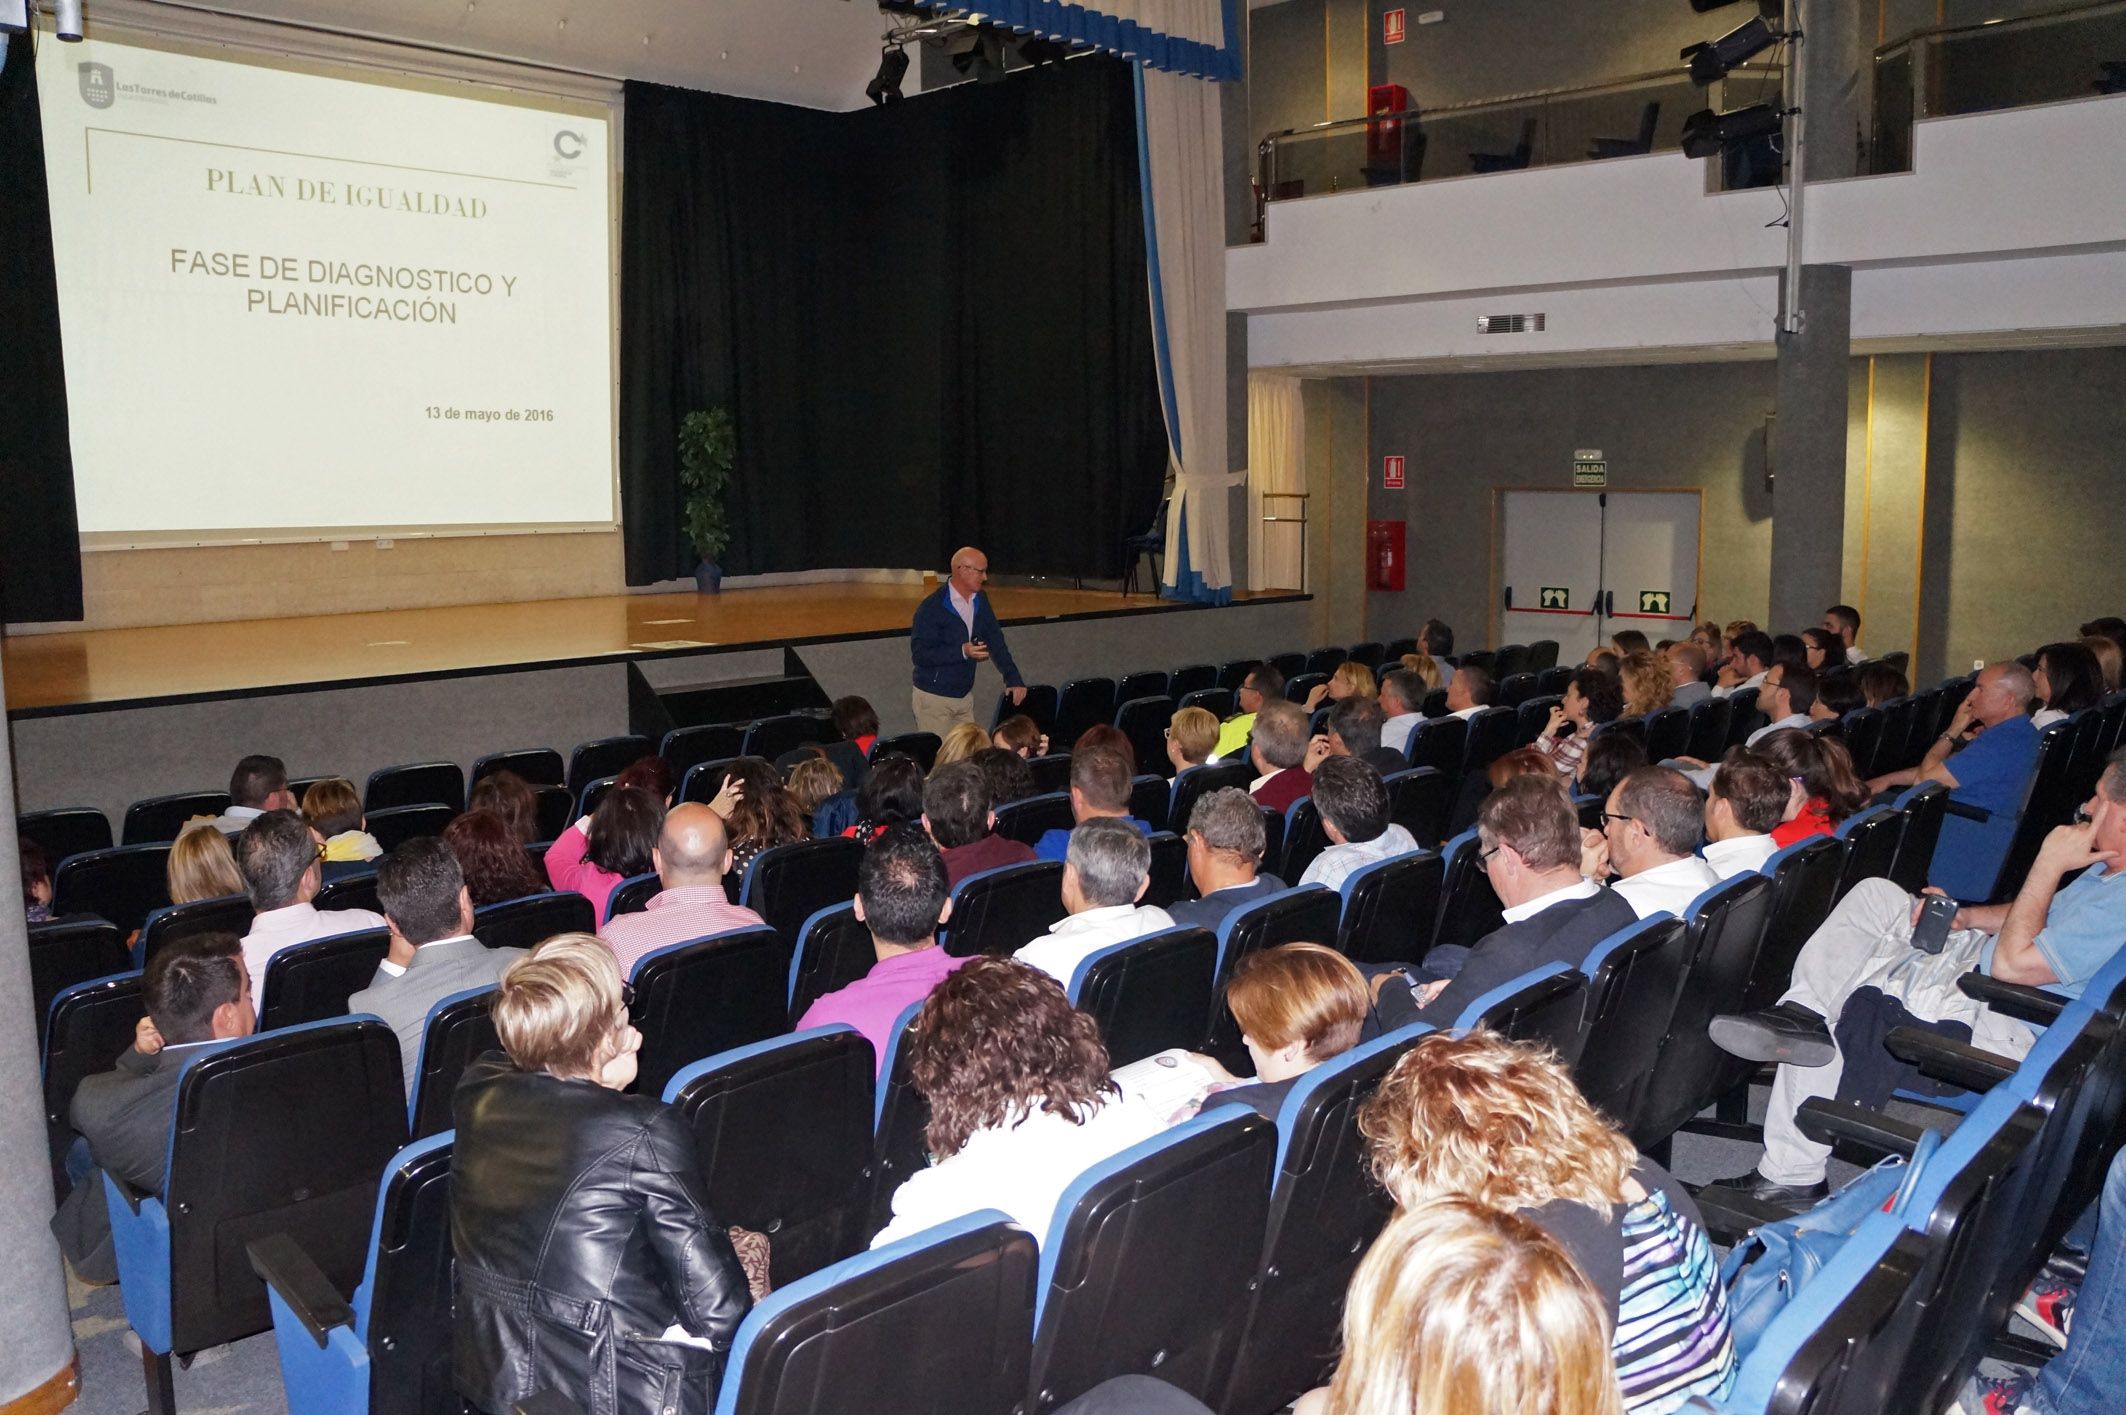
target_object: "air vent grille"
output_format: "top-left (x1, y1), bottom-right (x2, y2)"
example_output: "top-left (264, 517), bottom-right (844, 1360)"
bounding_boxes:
top-left (1476, 313), bottom-right (1547, 334)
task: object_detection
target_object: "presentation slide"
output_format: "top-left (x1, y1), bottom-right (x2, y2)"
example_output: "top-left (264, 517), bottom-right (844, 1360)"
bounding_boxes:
top-left (35, 32), bottom-right (616, 541)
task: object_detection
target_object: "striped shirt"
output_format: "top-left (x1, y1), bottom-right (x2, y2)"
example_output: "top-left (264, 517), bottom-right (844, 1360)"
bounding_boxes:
top-left (1612, 1183), bottom-right (1737, 1412)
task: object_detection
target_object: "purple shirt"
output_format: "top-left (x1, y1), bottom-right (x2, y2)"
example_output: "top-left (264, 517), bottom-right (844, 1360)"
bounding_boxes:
top-left (797, 944), bottom-right (967, 1075)
top-left (599, 886), bottom-right (766, 977)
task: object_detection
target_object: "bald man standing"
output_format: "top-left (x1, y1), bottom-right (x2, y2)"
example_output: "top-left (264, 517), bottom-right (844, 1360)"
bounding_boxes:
top-left (909, 545), bottom-right (1027, 738)
top-left (598, 804), bottom-right (766, 976)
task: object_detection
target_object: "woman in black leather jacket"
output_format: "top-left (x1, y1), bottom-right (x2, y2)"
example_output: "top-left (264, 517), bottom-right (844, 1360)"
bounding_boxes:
top-left (453, 935), bottom-right (750, 1415)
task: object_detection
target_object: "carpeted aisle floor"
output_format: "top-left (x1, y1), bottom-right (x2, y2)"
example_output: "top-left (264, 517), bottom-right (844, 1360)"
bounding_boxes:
top-left (69, 1266), bottom-right (284, 1415)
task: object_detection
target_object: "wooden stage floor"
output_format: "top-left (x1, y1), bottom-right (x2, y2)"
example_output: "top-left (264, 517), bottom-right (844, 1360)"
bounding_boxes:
top-left (4, 582), bottom-right (1293, 715)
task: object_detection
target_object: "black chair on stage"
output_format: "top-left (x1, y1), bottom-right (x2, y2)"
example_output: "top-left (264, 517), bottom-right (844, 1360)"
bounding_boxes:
top-left (870, 732), bottom-right (941, 773)
top-left (1118, 670), bottom-right (1170, 704)
top-left (788, 903), bottom-right (879, 1026)
top-left (1590, 99), bottom-right (1661, 159)
top-left (628, 926), bottom-right (792, 1101)
top-left (19, 807), bottom-right (112, 865)
top-left (741, 838), bottom-right (864, 948)
top-left (1055, 679), bottom-right (1119, 748)
top-left (742, 714), bottom-right (833, 762)
top-left (1115, 699), bottom-right (1174, 781)
top-left (1067, 927), bottom-right (1218, 1067)
top-left (53, 843), bottom-right (172, 936)
top-left (661, 724), bottom-right (746, 779)
top-left (365, 762), bottom-right (464, 814)
top-left (567, 735), bottom-right (652, 796)
top-left (994, 684), bottom-right (1059, 735)
top-left (1432, 829), bottom-right (1505, 952)
top-left (1129, 774), bottom-right (1171, 832)
top-left (1382, 766), bottom-right (1451, 849)
top-left (136, 893), bottom-right (254, 970)
top-left (365, 804), bottom-right (455, 853)
top-left (29, 919), bottom-right (130, 1052)
top-left (408, 986), bottom-right (498, 1139)
top-left (1121, 503), bottom-right (1168, 596)
top-left (1644, 705), bottom-right (1691, 763)
top-left (944, 861), bottom-right (1067, 958)
top-left (1168, 761), bottom-right (1253, 835)
top-left (662, 1028), bottom-right (876, 1287)
top-left (122, 791), bottom-right (231, 846)
top-left (314, 871), bottom-right (382, 916)
top-left (1144, 831), bottom-right (1188, 909)
top-left (605, 872), bottom-right (660, 920)
top-left (259, 928), bottom-right (393, 1031)
top-left (1336, 851), bottom-right (1442, 966)
top-left (471, 892), bottom-right (594, 952)
top-left (995, 793), bottom-right (1076, 847)
top-left (1469, 116), bottom-right (1538, 171)
top-left (468, 748), bottom-right (564, 796)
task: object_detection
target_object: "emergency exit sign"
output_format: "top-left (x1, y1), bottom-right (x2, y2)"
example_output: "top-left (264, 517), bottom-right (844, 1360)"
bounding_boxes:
top-left (1573, 448), bottom-right (1607, 487)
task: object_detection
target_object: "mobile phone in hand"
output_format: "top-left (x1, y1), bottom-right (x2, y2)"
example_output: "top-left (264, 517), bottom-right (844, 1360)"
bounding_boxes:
top-left (1911, 895), bottom-right (1958, 955)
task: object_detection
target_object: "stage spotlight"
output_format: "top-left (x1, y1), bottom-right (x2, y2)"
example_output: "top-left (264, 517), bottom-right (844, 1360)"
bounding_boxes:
top-left (949, 30), bottom-right (1009, 83)
top-left (1683, 16), bottom-right (1778, 85)
top-left (54, 0), bottom-right (83, 40)
top-left (866, 45), bottom-right (909, 105)
top-left (1680, 102), bottom-right (1783, 159)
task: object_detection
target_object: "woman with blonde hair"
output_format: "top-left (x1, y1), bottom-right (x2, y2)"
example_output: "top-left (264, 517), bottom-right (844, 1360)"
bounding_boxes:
top-left (300, 777), bottom-right (382, 878)
top-left (2082, 633), bottom-right (2122, 694)
top-left (1397, 651), bottom-right (1444, 693)
top-left (1164, 704), bottom-right (1220, 774)
top-left (1618, 651), bottom-right (1674, 718)
top-left (168, 824), bottom-right (245, 903)
top-left (1296, 1197), bottom-right (1624, 1415)
top-left (1182, 943), bottom-right (1370, 1119)
top-left (1359, 1031), bottom-right (1735, 1412)
top-left (933, 720), bottom-right (992, 772)
top-left (1304, 661), bottom-right (1379, 712)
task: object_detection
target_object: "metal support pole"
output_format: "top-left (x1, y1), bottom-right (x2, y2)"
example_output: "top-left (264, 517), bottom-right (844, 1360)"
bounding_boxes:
top-left (1780, 0), bottom-right (1809, 338)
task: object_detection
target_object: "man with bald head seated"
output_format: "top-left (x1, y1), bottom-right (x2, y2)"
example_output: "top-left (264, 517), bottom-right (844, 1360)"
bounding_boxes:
top-left (910, 544), bottom-right (1027, 738)
top-left (598, 803), bottom-right (766, 975)
top-left (1870, 660), bottom-right (2045, 892)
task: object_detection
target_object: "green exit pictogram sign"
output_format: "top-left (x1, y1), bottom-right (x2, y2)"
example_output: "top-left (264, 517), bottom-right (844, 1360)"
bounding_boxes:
top-left (1539, 587), bottom-right (1570, 609)
top-left (1639, 590), bottom-right (1672, 614)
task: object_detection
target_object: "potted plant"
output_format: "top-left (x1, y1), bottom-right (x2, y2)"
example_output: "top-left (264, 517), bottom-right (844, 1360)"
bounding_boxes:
top-left (677, 407), bottom-right (735, 593)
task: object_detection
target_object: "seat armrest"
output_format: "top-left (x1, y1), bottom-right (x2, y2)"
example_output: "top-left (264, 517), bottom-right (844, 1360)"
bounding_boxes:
top-left (1691, 1185), bottom-right (1803, 1245)
top-left (1882, 1026), bottom-right (2016, 1092)
top-left (246, 1234), bottom-right (355, 1347)
top-left (1795, 1099), bottom-right (1930, 1160)
top-left (1956, 972), bottom-right (2068, 1027)
top-left (1941, 799), bottom-right (1992, 822)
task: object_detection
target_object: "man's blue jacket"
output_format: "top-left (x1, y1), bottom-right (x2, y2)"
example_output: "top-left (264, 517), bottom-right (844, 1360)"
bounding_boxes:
top-left (911, 584), bottom-right (1023, 699)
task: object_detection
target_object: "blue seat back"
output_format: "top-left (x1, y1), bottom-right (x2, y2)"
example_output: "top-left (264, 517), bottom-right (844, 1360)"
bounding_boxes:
top-left (1336, 849), bottom-right (1443, 966)
top-left (259, 927), bottom-right (394, 1032)
top-left (943, 860), bottom-right (1066, 958)
top-left (605, 871), bottom-right (661, 920)
top-left (1067, 927), bottom-right (1218, 1067)
top-left (136, 892), bottom-right (255, 970)
top-left (788, 902), bottom-right (878, 1024)
top-left (628, 927), bottom-right (792, 1101)
top-left (1451, 960), bottom-right (1589, 1062)
top-left (741, 837), bottom-right (864, 947)
top-left (1571, 915), bottom-right (1688, 1136)
top-left (408, 986), bottom-right (498, 1139)
top-left (868, 1000), bottom-right (930, 1236)
top-left (471, 891), bottom-right (594, 952)
top-left (358, 1131), bottom-right (457, 1415)
top-left (993, 792), bottom-right (1076, 847)
top-left (1431, 828), bottom-right (1505, 953)
top-left (52, 842), bottom-right (173, 936)
top-left (1631, 872), bottom-right (1773, 1149)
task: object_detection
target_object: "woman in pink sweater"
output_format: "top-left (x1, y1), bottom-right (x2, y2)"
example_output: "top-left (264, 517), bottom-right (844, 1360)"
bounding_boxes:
top-left (544, 785), bottom-right (663, 926)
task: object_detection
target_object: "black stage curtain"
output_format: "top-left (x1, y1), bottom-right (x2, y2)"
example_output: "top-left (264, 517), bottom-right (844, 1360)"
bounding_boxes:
top-left (619, 58), bottom-right (1168, 584)
top-left (0, 33), bottom-right (85, 623)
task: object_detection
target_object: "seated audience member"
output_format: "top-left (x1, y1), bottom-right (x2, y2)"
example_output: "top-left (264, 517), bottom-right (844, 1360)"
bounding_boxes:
top-left (546, 785), bottom-right (663, 928)
top-left (1303, 661), bottom-right (1377, 713)
top-left (923, 761), bottom-right (1036, 886)
top-left (300, 777), bottom-right (382, 879)
top-left (1248, 700), bottom-right (1316, 813)
top-left (1164, 705), bottom-right (1220, 775)
top-left (351, 838), bottom-right (525, 1097)
top-left (1033, 745), bottom-right (1152, 862)
top-left (469, 769), bottom-right (541, 845)
top-left (1770, 633), bottom-right (1809, 676)
top-left (2034, 640), bottom-right (2105, 728)
top-left (21, 838), bottom-right (52, 924)
top-left (1815, 667), bottom-right (1861, 719)
top-left (1073, 723), bottom-right (1139, 774)
top-left (234, 810), bottom-right (387, 1002)
top-left (1188, 944), bottom-right (1369, 1120)
top-left (202, 754), bottom-right (298, 835)
top-left (1451, 743), bottom-right (1555, 837)
top-left (846, 752), bottom-right (926, 845)
top-left (1375, 776), bottom-right (1636, 1028)
top-left (992, 713), bottom-right (1049, 761)
top-left (2083, 633), bottom-right (2123, 695)
top-left (1317, 695), bottom-right (1410, 776)
top-left (1166, 788), bottom-right (1288, 933)
top-left (1591, 767), bottom-right (1720, 919)
top-left (1378, 670), bottom-right (1426, 757)
top-left (1667, 641), bottom-right (1713, 710)
top-left (1757, 729), bottom-right (1871, 845)
top-left (834, 694), bottom-right (881, 761)
top-left (1857, 661), bottom-right (1911, 708)
top-left (442, 809), bottom-right (547, 908)
top-left (1691, 622), bottom-right (1725, 673)
top-left (1715, 629), bottom-right (1774, 696)
top-left (1711, 749), bottom-right (2126, 1204)
top-left (613, 755), bottom-right (676, 808)
top-left (1212, 664), bottom-right (1283, 762)
top-left (1725, 618), bottom-right (1759, 643)
top-left (1800, 626), bottom-right (1843, 673)
top-left (1619, 650), bottom-right (1674, 718)
top-left (1295, 1199), bottom-right (1625, 1415)
top-left (972, 746), bottom-right (1038, 808)
top-left (1302, 758), bottom-right (1419, 892)
top-left (1868, 663), bottom-right (2042, 856)
top-left (1015, 818), bottom-right (1175, 984)
top-left (714, 756), bottom-right (809, 894)
top-left (167, 823), bottom-right (245, 904)
top-left (785, 754), bottom-right (845, 826)
top-left (1585, 648), bottom-right (1621, 679)
top-left (1398, 652), bottom-right (1444, 695)
top-left (1824, 603), bottom-right (1865, 664)
top-left (1670, 664), bottom-right (1816, 788)
top-left (1703, 751), bottom-right (1787, 878)
top-left (1418, 618), bottom-right (1455, 661)
top-left (1356, 1032), bottom-right (1735, 1410)
top-left (2082, 614), bottom-right (2126, 648)
top-left (1532, 668), bottom-right (1622, 782)
top-left (1489, 748), bottom-right (1554, 787)
top-left (1611, 629), bottom-right (1652, 657)
top-left (453, 936), bottom-right (751, 1415)
top-left (934, 720), bottom-right (992, 772)
top-left (870, 956), bottom-right (1161, 1249)
top-left (51, 932), bottom-right (256, 1282)
top-left (598, 805), bottom-right (766, 975)
top-left (796, 825), bottom-right (966, 1072)
top-left (1444, 665), bottom-right (1493, 721)
top-left (1576, 733), bottom-right (1647, 807)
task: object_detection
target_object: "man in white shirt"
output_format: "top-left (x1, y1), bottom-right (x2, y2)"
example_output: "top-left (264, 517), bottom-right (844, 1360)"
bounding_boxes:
top-left (1444, 666), bottom-right (1493, 721)
top-left (1703, 750), bottom-right (1788, 879)
top-left (1299, 758), bottom-right (1420, 893)
top-left (233, 810), bottom-right (386, 1006)
top-left (1713, 630), bottom-right (1774, 699)
top-left (1377, 669), bottom-right (1427, 758)
top-left (1593, 766), bottom-right (1720, 918)
top-left (200, 754), bottom-right (298, 835)
top-left (1824, 604), bottom-right (1865, 665)
top-left (1667, 643), bottom-right (1713, 711)
top-left (1673, 664), bottom-right (1817, 788)
top-left (1014, 817), bottom-right (1174, 985)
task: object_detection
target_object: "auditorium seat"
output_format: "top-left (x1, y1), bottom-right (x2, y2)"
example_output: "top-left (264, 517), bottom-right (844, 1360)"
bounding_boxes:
top-left (663, 1028), bottom-right (875, 1286)
top-left (1686, 697), bottom-right (1734, 762)
top-left (468, 748), bottom-right (564, 795)
top-left (1054, 679), bottom-right (1119, 747)
top-left (250, 1132), bottom-right (456, 1415)
top-left (1404, 715), bottom-right (1467, 780)
top-left (261, 929), bottom-right (393, 1031)
top-left (1279, 798), bottom-right (1331, 882)
top-left (1726, 687), bottom-right (1766, 747)
top-left (313, 871), bottom-right (382, 916)
top-left (1282, 671), bottom-right (1327, 705)
top-left (567, 734), bottom-right (652, 796)
top-left (1114, 699), bottom-right (1174, 781)
top-left (710, 1213), bottom-right (1036, 1415)
top-left (1526, 640), bottom-right (1560, 672)
top-left (1460, 706), bottom-right (1518, 780)
top-left (788, 903), bottom-right (878, 1025)
top-left (285, 778), bottom-right (332, 806)
top-left (1128, 774), bottom-right (1171, 831)
top-left (1594, 714), bottom-right (1647, 750)
top-left (1431, 829), bottom-right (1505, 953)
top-left (994, 792), bottom-right (1075, 847)
top-left (1207, 888), bottom-right (1343, 1057)
top-left (628, 927), bottom-right (790, 1100)
top-left (604, 872), bottom-right (660, 920)
top-left (106, 1018), bottom-right (409, 1414)
top-left (1842, 705), bottom-right (1888, 778)
top-left (1178, 686), bottom-right (1235, 720)
top-left (1516, 694), bottom-right (1562, 746)
top-left (1143, 832), bottom-right (1188, 909)
top-left (1026, 753), bottom-right (1074, 795)
top-left (661, 723), bottom-right (747, 779)
top-left (1217, 660), bottom-right (1256, 692)
top-left (867, 1000), bottom-right (930, 1236)
top-left (1303, 647), bottom-right (1345, 677)
top-left (1452, 961), bottom-right (1589, 1061)
top-left (365, 803), bottom-right (456, 853)
top-left (1067, 927), bottom-right (1217, 1066)
top-left (1168, 665), bottom-right (1216, 700)
top-left (1832, 804), bottom-right (1903, 902)
top-left (1569, 916), bottom-right (1689, 1139)
top-left (1644, 705), bottom-right (1691, 763)
top-left (1383, 638), bottom-right (1418, 661)
top-left (1495, 672), bottom-right (1536, 708)
top-left (407, 986), bottom-right (498, 1139)
top-left (27, 918), bottom-right (130, 1052)
top-left (136, 893), bottom-right (254, 970)
top-left (679, 758), bottom-right (741, 806)
top-left (1336, 851), bottom-right (1442, 965)
top-left (1536, 665), bottom-right (1574, 696)
top-left (577, 776), bottom-right (618, 819)
top-left (742, 715), bottom-right (833, 762)
top-left (1267, 653), bottom-right (1307, 682)
top-left (122, 791), bottom-right (231, 846)
top-left (17, 807), bottom-right (111, 865)
top-left (364, 762), bottom-right (464, 814)
top-left (1346, 642), bottom-right (1385, 670)
top-left (53, 843), bottom-right (172, 936)
top-left (1168, 760), bottom-right (1252, 836)
top-left (471, 892), bottom-right (594, 952)
top-left (741, 838), bottom-right (863, 949)
top-left (1381, 766), bottom-right (1451, 849)
top-left (944, 860), bottom-right (1066, 958)
top-left (993, 684), bottom-right (1060, 736)
top-left (1027, 1110), bottom-right (1275, 1412)
top-left (532, 784), bottom-right (574, 842)
top-left (870, 731), bottom-right (941, 773)
top-left (1630, 873), bottom-right (1772, 1152)
top-left (41, 971), bottom-right (143, 1192)
top-left (1117, 670), bottom-right (1170, 704)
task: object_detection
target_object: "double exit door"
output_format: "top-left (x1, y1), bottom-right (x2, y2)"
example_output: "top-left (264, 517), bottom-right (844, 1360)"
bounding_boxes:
top-left (1498, 490), bottom-right (1701, 664)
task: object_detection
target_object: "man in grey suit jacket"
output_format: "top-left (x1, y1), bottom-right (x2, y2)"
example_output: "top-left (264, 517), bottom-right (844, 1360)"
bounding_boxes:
top-left (349, 838), bottom-right (525, 1099)
top-left (53, 932), bottom-right (257, 1282)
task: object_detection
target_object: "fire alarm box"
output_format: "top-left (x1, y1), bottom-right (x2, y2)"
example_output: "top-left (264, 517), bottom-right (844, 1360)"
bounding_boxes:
top-left (1367, 519), bottom-right (1406, 592)
top-left (1367, 83), bottom-right (1409, 166)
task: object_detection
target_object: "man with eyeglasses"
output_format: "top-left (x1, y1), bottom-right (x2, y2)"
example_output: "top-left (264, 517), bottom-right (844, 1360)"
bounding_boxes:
top-left (910, 546), bottom-right (1027, 739)
top-left (1592, 766), bottom-right (1721, 919)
